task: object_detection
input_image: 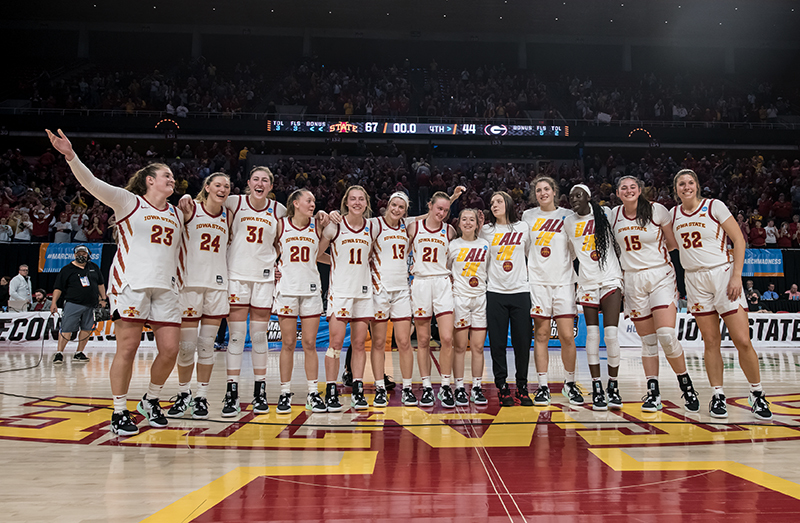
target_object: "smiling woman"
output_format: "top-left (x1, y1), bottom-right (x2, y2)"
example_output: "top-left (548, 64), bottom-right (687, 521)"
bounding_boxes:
top-left (46, 128), bottom-right (183, 437)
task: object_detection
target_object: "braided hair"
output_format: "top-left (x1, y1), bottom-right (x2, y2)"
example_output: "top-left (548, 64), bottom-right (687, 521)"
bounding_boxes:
top-left (589, 200), bottom-right (613, 270)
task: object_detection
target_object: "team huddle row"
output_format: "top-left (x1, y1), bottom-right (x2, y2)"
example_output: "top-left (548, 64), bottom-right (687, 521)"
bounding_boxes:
top-left (46, 129), bottom-right (773, 438)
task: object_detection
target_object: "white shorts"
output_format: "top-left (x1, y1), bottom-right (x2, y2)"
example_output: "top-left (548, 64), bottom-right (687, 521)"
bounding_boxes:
top-left (274, 291), bottom-right (323, 319)
top-left (685, 263), bottom-right (747, 317)
top-left (454, 294), bottom-right (487, 330)
top-left (530, 283), bottom-right (577, 319)
top-left (623, 265), bottom-right (678, 321)
top-left (228, 280), bottom-right (275, 310)
top-left (372, 287), bottom-right (412, 322)
top-left (411, 276), bottom-right (454, 319)
top-left (179, 287), bottom-right (230, 320)
top-left (111, 285), bottom-right (181, 327)
top-left (327, 293), bottom-right (373, 322)
top-left (578, 280), bottom-right (622, 309)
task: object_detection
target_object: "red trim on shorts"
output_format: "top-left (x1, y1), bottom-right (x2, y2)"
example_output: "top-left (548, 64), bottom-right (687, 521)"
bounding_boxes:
top-left (391, 316), bottom-right (412, 322)
top-left (372, 318), bottom-right (390, 323)
top-left (413, 315), bottom-right (432, 320)
top-left (230, 303), bottom-right (250, 308)
top-left (201, 314), bottom-right (228, 319)
top-left (580, 301), bottom-right (600, 309)
top-left (691, 311), bottom-right (717, 317)
top-left (553, 314), bottom-right (576, 319)
top-left (148, 320), bottom-right (182, 327)
top-left (117, 317), bottom-right (147, 324)
top-left (455, 325), bottom-right (471, 331)
top-left (350, 316), bottom-right (371, 323)
top-left (652, 304), bottom-right (670, 311)
top-left (631, 314), bottom-right (654, 322)
top-left (600, 288), bottom-right (620, 302)
top-left (434, 311), bottom-right (454, 318)
top-left (248, 306), bottom-right (273, 311)
top-left (470, 327), bottom-right (488, 332)
top-left (531, 314), bottom-right (551, 320)
top-left (720, 307), bottom-right (742, 318)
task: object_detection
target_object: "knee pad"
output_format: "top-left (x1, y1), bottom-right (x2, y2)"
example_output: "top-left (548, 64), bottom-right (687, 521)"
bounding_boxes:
top-left (641, 333), bottom-right (659, 358)
top-left (656, 327), bottom-right (683, 359)
top-left (226, 322), bottom-right (247, 370)
top-left (250, 331), bottom-right (268, 354)
top-left (196, 335), bottom-right (216, 366)
top-left (326, 347), bottom-right (342, 358)
top-left (586, 325), bottom-right (600, 365)
top-left (177, 340), bottom-right (196, 367)
top-left (604, 326), bottom-right (620, 368)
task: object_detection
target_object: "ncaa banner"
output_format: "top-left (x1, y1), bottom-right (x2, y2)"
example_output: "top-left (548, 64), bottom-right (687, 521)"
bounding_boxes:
top-left (38, 242), bottom-right (104, 273)
top-left (743, 249), bottom-right (784, 277)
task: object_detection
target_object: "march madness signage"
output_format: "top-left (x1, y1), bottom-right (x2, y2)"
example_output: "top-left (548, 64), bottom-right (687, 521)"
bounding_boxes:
top-left (743, 248), bottom-right (784, 277)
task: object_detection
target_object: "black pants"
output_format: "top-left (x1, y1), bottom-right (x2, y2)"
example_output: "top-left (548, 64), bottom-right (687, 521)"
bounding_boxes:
top-left (487, 291), bottom-right (532, 388)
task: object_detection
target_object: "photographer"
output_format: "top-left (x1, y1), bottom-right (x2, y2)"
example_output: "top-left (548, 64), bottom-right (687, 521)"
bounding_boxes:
top-left (51, 245), bottom-right (107, 364)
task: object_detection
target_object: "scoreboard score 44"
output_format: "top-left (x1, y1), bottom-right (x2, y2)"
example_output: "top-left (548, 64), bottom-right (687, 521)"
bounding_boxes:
top-left (266, 120), bottom-right (567, 137)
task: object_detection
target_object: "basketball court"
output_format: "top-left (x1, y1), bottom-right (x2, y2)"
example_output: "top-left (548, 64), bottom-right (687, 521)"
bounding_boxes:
top-left (2, 345), bottom-right (800, 522)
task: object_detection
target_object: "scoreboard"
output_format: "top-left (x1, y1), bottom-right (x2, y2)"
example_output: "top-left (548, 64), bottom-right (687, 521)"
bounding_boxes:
top-left (266, 120), bottom-right (568, 137)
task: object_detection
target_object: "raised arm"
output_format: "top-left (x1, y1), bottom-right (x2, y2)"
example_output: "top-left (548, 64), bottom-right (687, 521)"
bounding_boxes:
top-left (46, 129), bottom-right (137, 217)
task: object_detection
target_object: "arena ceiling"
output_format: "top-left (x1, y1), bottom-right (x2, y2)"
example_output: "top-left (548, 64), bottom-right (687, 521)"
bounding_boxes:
top-left (7, 1), bottom-right (800, 45)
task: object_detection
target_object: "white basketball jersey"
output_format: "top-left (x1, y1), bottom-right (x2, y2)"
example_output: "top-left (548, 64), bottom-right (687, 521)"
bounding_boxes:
top-left (564, 207), bottom-right (623, 288)
top-left (522, 207), bottom-right (575, 286)
top-left (227, 196), bottom-right (280, 282)
top-left (370, 216), bottom-right (410, 292)
top-left (178, 202), bottom-right (229, 290)
top-left (276, 217), bottom-right (322, 297)
top-left (448, 237), bottom-right (490, 297)
top-left (479, 222), bottom-right (530, 293)
top-left (110, 196), bottom-right (182, 292)
top-left (672, 198), bottom-right (733, 272)
top-left (612, 203), bottom-right (672, 272)
top-left (411, 220), bottom-right (451, 277)
top-left (328, 217), bottom-right (373, 298)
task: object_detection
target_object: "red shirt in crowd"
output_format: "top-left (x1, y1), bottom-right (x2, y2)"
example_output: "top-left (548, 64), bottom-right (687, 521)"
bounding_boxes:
top-left (750, 226), bottom-right (766, 247)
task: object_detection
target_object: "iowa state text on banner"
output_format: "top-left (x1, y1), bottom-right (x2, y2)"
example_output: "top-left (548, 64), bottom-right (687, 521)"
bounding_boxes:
top-left (743, 248), bottom-right (784, 277)
top-left (38, 243), bottom-right (104, 273)
top-left (618, 312), bottom-right (800, 349)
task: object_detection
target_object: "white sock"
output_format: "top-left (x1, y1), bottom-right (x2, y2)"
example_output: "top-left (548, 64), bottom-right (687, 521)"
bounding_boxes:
top-left (472, 377), bottom-right (482, 388)
top-left (281, 382), bottom-right (291, 394)
top-left (750, 383), bottom-right (763, 393)
top-left (403, 378), bottom-right (413, 389)
top-left (713, 386), bottom-right (725, 396)
top-left (179, 381), bottom-right (190, 394)
top-left (565, 371), bottom-right (576, 383)
top-left (592, 376), bottom-right (601, 382)
top-left (455, 378), bottom-right (465, 389)
top-left (422, 376), bottom-right (432, 388)
top-left (538, 373), bottom-right (547, 388)
top-left (146, 382), bottom-right (163, 400)
top-left (308, 380), bottom-right (318, 394)
top-left (227, 376), bottom-right (239, 383)
top-left (375, 379), bottom-right (385, 390)
top-left (197, 383), bottom-right (209, 398)
top-left (113, 395), bottom-right (127, 413)
top-left (441, 375), bottom-right (451, 387)
top-left (255, 375), bottom-right (266, 382)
